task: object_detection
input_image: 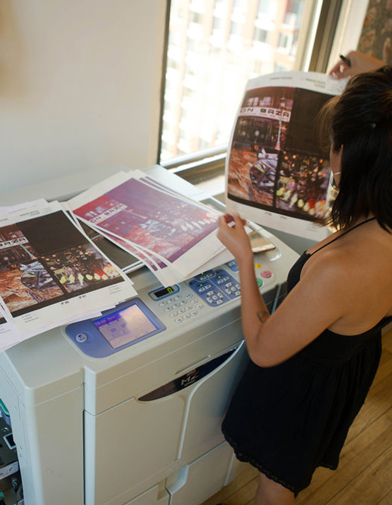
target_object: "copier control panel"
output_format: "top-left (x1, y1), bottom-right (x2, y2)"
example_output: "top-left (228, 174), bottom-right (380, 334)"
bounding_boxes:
top-left (66, 258), bottom-right (275, 358)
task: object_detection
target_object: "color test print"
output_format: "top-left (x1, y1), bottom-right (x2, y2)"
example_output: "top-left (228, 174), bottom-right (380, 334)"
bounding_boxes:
top-left (75, 178), bottom-right (218, 263)
top-left (0, 211), bottom-right (122, 317)
top-left (227, 85), bottom-right (332, 222)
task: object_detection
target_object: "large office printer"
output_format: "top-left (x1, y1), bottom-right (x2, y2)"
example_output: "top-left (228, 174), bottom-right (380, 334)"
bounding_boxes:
top-left (0, 165), bottom-right (299, 505)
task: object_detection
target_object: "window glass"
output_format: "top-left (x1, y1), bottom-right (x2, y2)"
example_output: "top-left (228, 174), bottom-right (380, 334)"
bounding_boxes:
top-left (160, 0), bottom-right (308, 162)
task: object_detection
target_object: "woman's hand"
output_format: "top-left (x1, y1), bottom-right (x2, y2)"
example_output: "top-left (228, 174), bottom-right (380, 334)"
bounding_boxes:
top-left (329, 50), bottom-right (385, 79)
top-left (217, 213), bottom-right (253, 264)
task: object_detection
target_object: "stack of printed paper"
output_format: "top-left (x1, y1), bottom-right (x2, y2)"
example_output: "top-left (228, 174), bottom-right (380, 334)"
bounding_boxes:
top-left (0, 200), bottom-right (137, 352)
top-left (0, 169), bottom-right (233, 353)
top-left (68, 170), bottom-right (232, 286)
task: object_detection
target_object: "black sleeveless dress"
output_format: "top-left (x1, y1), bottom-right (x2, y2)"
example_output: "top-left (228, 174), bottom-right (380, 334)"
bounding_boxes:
top-left (222, 221), bottom-right (392, 493)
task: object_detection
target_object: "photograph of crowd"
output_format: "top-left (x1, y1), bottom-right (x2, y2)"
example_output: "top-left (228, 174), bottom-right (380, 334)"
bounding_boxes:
top-left (0, 211), bottom-right (122, 317)
top-left (227, 84), bottom-right (334, 222)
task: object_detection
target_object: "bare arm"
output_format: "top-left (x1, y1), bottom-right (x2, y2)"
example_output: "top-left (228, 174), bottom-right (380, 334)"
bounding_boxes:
top-left (217, 214), bottom-right (346, 367)
top-left (217, 213), bottom-right (270, 334)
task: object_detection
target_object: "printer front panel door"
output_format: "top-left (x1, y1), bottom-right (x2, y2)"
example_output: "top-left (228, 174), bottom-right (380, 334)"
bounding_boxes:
top-left (178, 342), bottom-right (247, 464)
top-left (84, 342), bottom-right (247, 505)
top-left (84, 394), bottom-right (184, 505)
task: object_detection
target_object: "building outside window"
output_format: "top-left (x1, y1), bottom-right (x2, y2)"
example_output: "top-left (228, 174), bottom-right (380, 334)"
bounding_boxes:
top-left (160, 0), bottom-right (308, 163)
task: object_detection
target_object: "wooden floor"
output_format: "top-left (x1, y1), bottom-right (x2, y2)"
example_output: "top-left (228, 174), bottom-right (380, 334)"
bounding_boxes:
top-left (202, 327), bottom-right (392, 505)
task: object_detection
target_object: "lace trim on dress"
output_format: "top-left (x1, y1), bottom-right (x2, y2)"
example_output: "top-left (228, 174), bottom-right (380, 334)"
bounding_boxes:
top-left (222, 428), bottom-right (298, 493)
top-left (222, 427), bottom-right (338, 495)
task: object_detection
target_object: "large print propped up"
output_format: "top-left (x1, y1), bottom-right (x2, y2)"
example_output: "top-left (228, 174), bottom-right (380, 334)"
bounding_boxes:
top-left (225, 71), bottom-right (347, 240)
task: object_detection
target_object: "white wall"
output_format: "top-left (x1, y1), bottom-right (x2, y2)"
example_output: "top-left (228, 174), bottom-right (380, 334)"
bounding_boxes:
top-left (0, 0), bottom-right (168, 197)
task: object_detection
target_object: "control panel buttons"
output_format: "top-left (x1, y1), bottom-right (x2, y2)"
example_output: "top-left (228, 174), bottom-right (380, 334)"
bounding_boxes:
top-left (152, 262), bottom-right (272, 322)
top-left (189, 268), bottom-right (240, 307)
top-left (226, 260), bottom-right (239, 272)
top-left (156, 290), bottom-right (204, 323)
top-left (254, 262), bottom-right (274, 283)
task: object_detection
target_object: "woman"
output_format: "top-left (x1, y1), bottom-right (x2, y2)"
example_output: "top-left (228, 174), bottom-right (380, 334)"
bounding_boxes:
top-left (217, 66), bottom-right (392, 504)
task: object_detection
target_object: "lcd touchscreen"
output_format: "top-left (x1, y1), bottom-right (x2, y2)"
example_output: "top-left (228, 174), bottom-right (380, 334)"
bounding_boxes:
top-left (93, 304), bottom-right (158, 349)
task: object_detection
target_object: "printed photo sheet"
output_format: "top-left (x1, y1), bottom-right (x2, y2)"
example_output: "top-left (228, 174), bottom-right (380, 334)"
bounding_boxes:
top-left (0, 200), bottom-right (136, 343)
top-left (75, 212), bottom-right (233, 286)
top-left (99, 171), bottom-right (232, 278)
top-left (68, 170), bottom-right (230, 283)
top-left (128, 172), bottom-right (232, 271)
top-left (65, 199), bottom-right (185, 286)
top-left (0, 199), bottom-right (49, 350)
top-left (0, 316), bottom-right (21, 353)
top-left (225, 71), bottom-right (347, 240)
top-left (65, 206), bottom-right (144, 274)
top-left (138, 175), bottom-right (234, 272)
top-left (0, 199), bottom-right (48, 216)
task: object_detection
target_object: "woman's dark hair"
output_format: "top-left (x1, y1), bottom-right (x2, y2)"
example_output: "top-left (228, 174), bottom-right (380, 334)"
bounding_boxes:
top-left (320, 65), bottom-right (392, 231)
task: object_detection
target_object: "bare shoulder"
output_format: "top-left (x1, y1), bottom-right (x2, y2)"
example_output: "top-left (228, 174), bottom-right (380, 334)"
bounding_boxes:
top-left (305, 224), bottom-right (392, 279)
top-left (302, 228), bottom-right (392, 330)
top-left (301, 247), bottom-right (358, 289)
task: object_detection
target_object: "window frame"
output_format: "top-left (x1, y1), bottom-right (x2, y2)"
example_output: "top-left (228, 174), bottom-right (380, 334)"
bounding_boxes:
top-left (157, 0), bottom-right (356, 193)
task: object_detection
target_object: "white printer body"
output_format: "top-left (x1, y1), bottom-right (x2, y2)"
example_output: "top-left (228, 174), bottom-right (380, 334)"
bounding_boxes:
top-left (0, 166), bottom-right (299, 505)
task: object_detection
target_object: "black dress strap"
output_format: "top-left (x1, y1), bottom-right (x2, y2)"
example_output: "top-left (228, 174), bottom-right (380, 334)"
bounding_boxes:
top-left (309, 217), bottom-right (376, 257)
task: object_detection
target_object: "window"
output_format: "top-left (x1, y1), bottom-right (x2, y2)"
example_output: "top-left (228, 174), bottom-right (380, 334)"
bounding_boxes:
top-left (278, 33), bottom-right (290, 49)
top-left (257, 0), bottom-right (277, 18)
top-left (254, 28), bottom-right (270, 44)
top-left (230, 21), bottom-right (243, 36)
top-left (159, 0), bottom-right (341, 164)
top-left (190, 11), bottom-right (202, 24)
